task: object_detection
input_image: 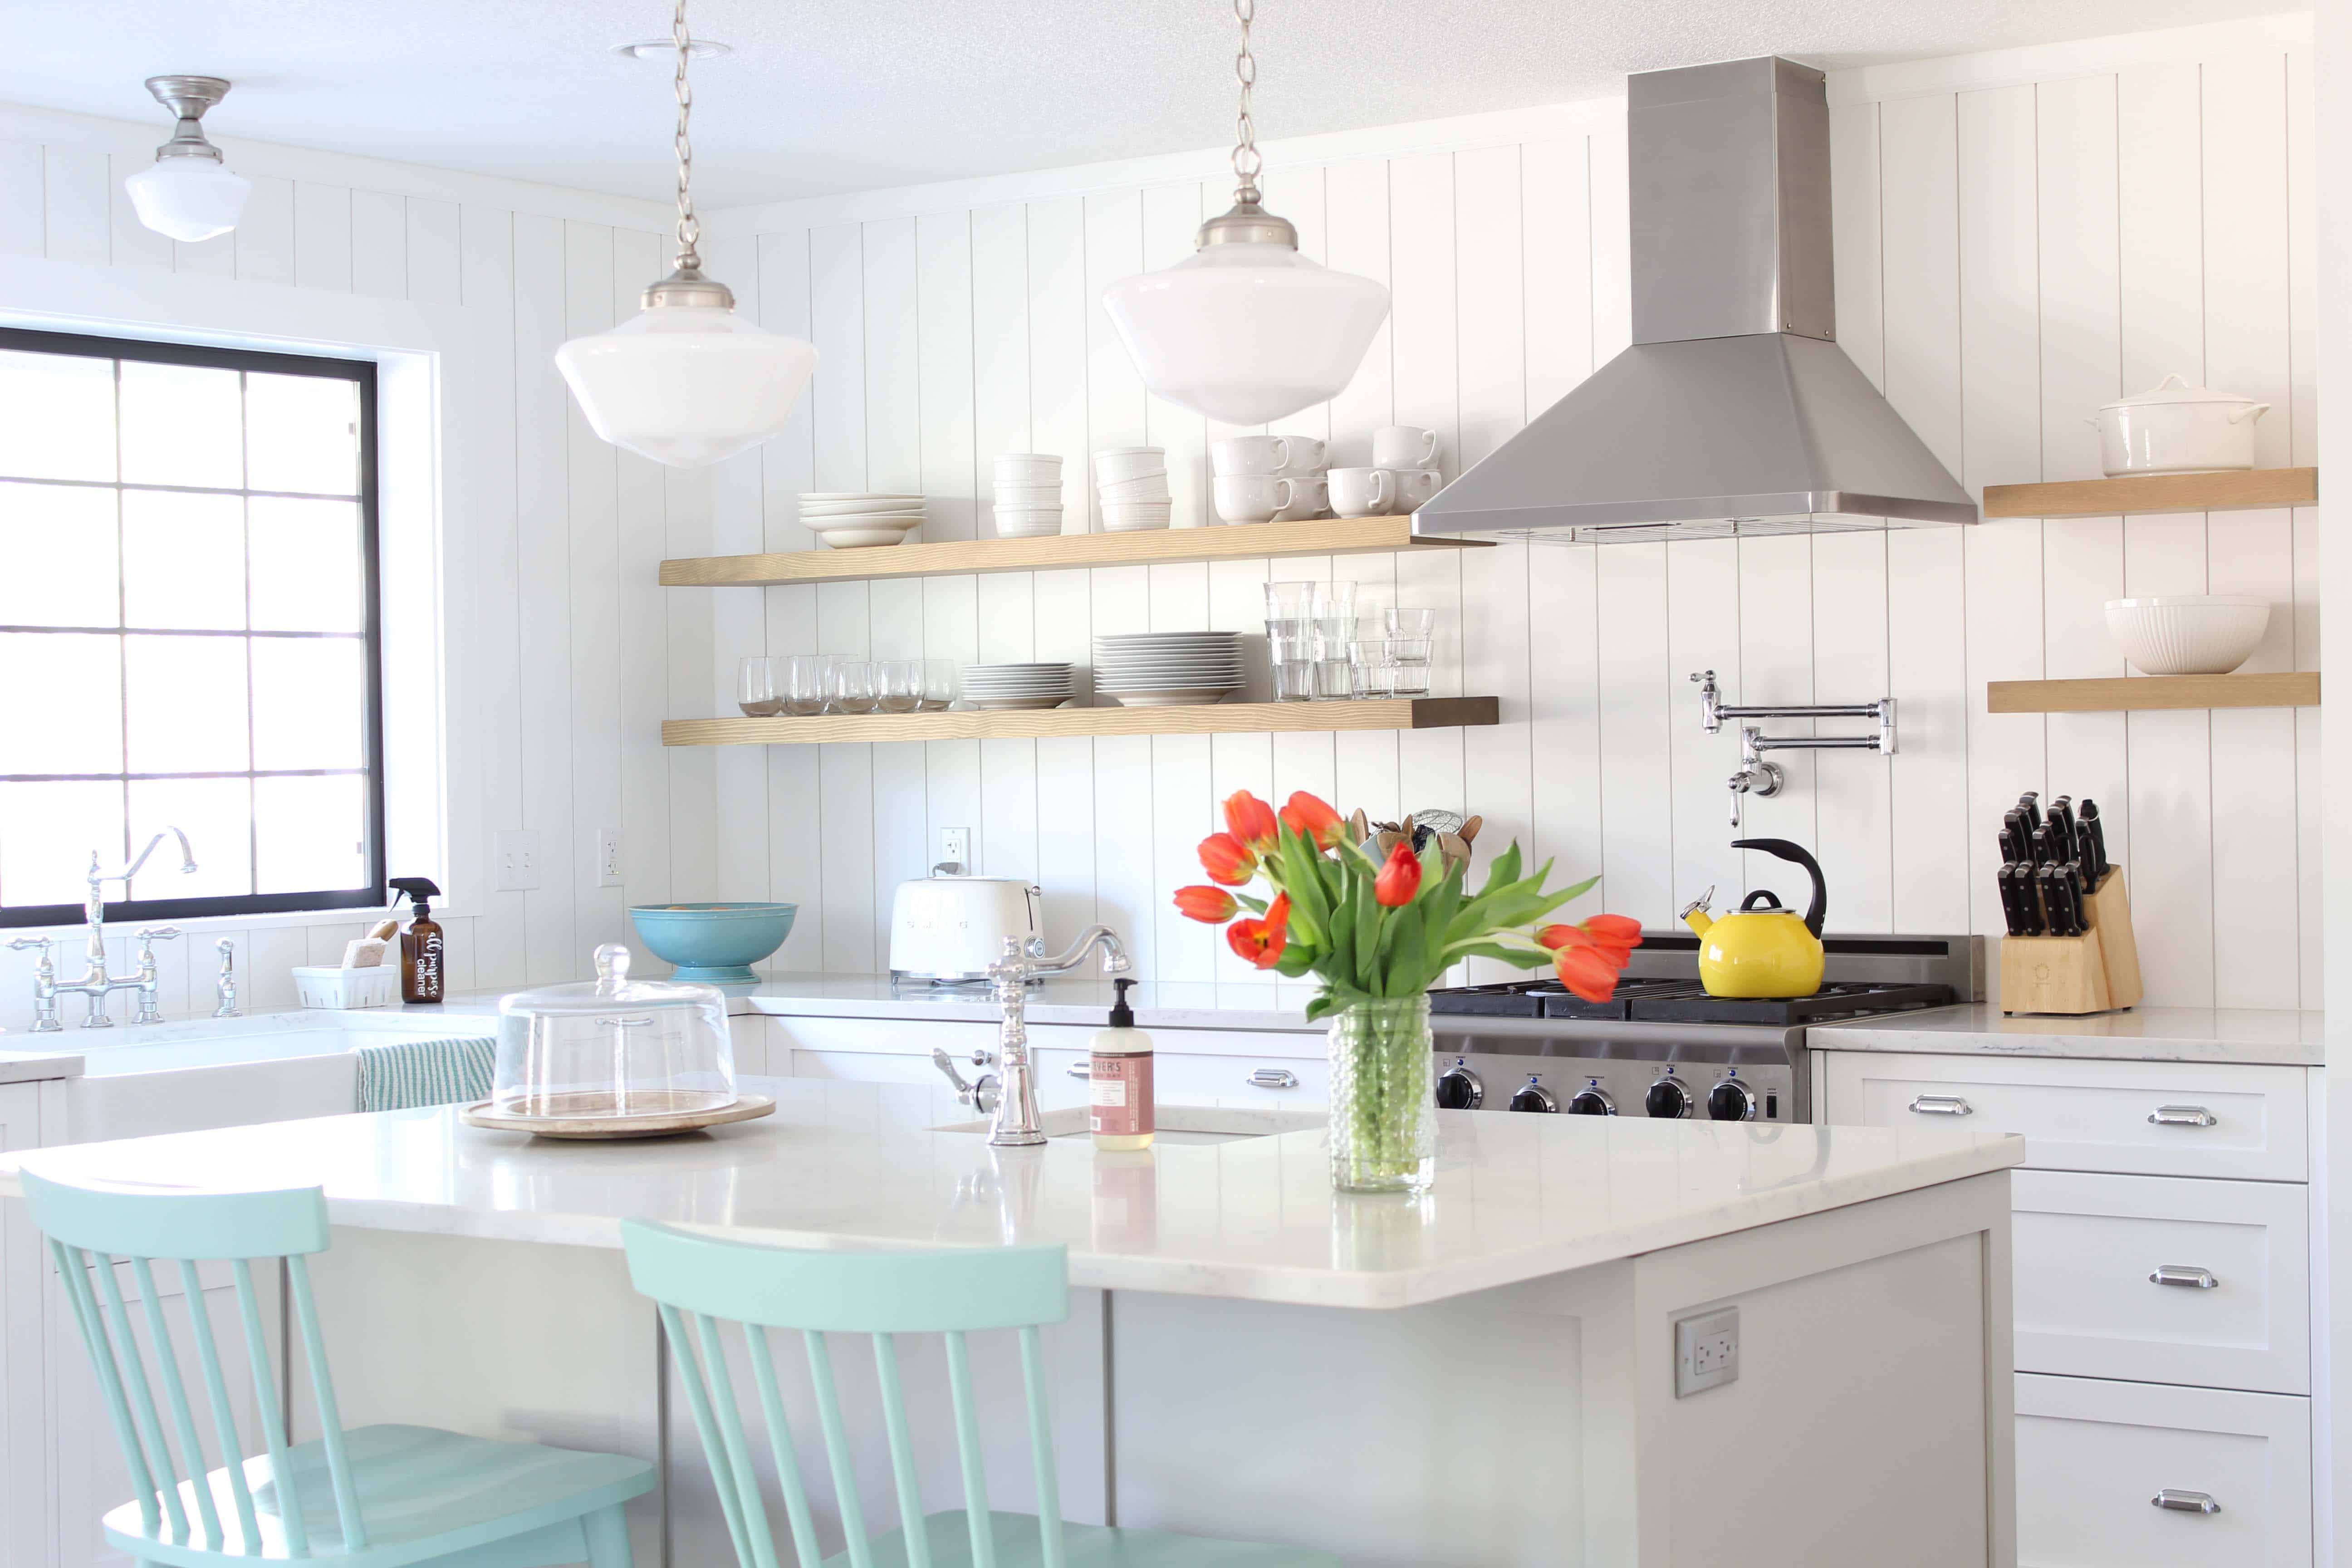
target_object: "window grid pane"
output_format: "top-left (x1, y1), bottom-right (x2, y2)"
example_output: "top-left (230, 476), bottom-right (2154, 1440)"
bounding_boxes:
top-left (0, 329), bottom-right (380, 923)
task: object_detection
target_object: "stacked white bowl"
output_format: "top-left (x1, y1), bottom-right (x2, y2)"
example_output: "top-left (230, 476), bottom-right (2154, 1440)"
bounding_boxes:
top-left (960, 662), bottom-right (1077, 709)
top-left (1210, 435), bottom-right (1329, 524)
top-left (993, 454), bottom-right (1064, 538)
top-left (1093, 631), bottom-right (1246, 706)
top-left (1095, 447), bottom-right (1172, 532)
top-left (800, 493), bottom-right (926, 549)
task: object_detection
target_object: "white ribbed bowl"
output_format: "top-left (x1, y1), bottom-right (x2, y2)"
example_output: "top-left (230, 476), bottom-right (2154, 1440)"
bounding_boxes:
top-left (2103, 595), bottom-right (2270, 675)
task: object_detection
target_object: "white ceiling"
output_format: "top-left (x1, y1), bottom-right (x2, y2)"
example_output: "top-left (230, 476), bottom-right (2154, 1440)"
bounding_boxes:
top-left (0, 0), bottom-right (2302, 209)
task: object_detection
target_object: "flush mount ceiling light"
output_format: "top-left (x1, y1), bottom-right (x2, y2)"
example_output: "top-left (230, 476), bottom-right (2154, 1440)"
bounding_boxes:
top-left (124, 76), bottom-right (252, 243)
top-left (1101, 0), bottom-right (1389, 426)
top-left (558, 0), bottom-right (817, 468)
top-left (612, 37), bottom-right (733, 59)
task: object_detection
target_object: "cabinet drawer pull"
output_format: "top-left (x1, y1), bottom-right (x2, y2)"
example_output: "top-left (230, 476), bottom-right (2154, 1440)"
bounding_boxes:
top-left (1247, 1068), bottom-right (1299, 1090)
top-left (2149, 1264), bottom-right (2219, 1290)
top-left (2149, 1104), bottom-right (2218, 1127)
top-left (1907, 1094), bottom-right (1973, 1117)
top-left (1066, 1062), bottom-right (1093, 1080)
top-left (2151, 1489), bottom-right (2221, 1515)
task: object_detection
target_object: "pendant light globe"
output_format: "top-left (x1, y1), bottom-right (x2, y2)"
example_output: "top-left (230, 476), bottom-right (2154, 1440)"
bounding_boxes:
top-left (557, 1), bottom-right (817, 469)
top-left (126, 77), bottom-right (252, 243)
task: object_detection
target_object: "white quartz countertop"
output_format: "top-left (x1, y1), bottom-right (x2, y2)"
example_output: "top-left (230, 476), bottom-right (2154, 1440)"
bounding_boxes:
top-left (1811, 1004), bottom-right (2323, 1066)
top-left (0, 1075), bottom-right (2019, 1310)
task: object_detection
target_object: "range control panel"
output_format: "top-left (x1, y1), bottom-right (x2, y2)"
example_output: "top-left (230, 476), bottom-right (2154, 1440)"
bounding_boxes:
top-left (1434, 1052), bottom-right (1796, 1122)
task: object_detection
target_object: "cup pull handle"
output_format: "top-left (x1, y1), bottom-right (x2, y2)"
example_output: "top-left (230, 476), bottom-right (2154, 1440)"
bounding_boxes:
top-left (1248, 1068), bottom-right (1299, 1089)
top-left (2151, 1489), bottom-right (2220, 1515)
top-left (1908, 1094), bottom-right (1973, 1117)
top-left (2149, 1105), bottom-right (2218, 1127)
top-left (2150, 1265), bottom-right (2218, 1289)
top-left (1066, 1062), bottom-right (1094, 1080)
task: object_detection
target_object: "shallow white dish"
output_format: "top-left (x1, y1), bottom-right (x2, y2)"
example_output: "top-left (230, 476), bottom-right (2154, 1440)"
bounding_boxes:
top-left (2103, 595), bottom-right (2271, 675)
top-left (815, 521), bottom-right (924, 549)
top-left (1099, 689), bottom-right (1239, 706)
top-left (968, 696), bottom-right (1073, 710)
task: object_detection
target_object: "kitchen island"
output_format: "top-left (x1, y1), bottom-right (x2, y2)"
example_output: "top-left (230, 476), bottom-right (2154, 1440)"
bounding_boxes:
top-left (2, 1079), bottom-right (2022, 1568)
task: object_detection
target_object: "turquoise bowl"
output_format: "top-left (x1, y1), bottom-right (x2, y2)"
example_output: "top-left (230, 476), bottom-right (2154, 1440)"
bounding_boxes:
top-left (628, 902), bottom-right (798, 983)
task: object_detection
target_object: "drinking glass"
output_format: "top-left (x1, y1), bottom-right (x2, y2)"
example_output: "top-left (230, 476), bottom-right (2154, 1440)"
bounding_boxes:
top-left (829, 660), bottom-right (880, 714)
top-left (878, 659), bottom-right (924, 713)
top-left (1264, 580), bottom-right (1315, 640)
top-left (1386, 606), bottom-right (1436, 638)
top-left (1270, 632), bottom-right (1317, 701)
top-left (1312, 580), bottom-right (1357, 701)
top-left (1384, 636), bottom-right (1432, 696)
top-left (784, 655), bottom-right (831, 716)
top-left (1349, 639), bottom-right (1394, 699)
top-left (920, 658), bottom-right (959, 710)
top-left (737, 656), bottom-right (782, 717)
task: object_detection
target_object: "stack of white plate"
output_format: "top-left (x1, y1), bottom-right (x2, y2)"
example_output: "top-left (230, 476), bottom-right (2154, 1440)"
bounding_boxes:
top-left (1093, 632), bottom-right (1245, 706)
top-left (802, 494), bottom-right (925, 549)
top-left (960, 662), bottom-right (1077, 710)
top-left (993, 455), bottom-right (1064, 539)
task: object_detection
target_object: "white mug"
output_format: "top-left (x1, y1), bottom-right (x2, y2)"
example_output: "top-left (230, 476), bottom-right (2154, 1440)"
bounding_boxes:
top-left (1329, 467), bottom-right (1393, 518)
top-left (1373, 426), bottom-right (1440, 470)
top-left (1212, 434), bottom-right (1327, 475)
top-left (1271, 474), bottom-right (1329, 521)
top-left (1213, 473), bottom-right (1296, 524)
top-left (1387, 467), bottom-right (1442, 510)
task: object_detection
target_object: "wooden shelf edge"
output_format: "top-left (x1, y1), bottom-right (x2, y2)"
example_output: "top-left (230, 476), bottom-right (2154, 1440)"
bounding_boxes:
top-left (1983, 467), bottom-right (2317, 519)
top-left (659, 515), bottom-right (1491, 587)
top-left (1987, 672), bottom-right (2320, 714)
top-left (662, 696), bottom-right (1501, 746)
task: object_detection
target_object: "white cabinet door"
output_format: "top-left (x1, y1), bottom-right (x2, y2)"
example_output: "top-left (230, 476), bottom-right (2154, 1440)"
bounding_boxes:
top-left (1821, 1052), bottom-right (2306, 1180)
top-left (2013, 1171), bottom-right (2308, 1394)
top-left (1033, 1049), bottom-right (1327, 1109)
top-left (1, 1083), bottom-right (47, 1568)
top-left (2014, 1373), bottom-right (2311, 1567)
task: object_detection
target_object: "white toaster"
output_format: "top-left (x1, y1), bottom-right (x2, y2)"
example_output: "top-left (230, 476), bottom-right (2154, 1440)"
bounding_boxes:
top-left (887, 871), bottom-right (1042, 982)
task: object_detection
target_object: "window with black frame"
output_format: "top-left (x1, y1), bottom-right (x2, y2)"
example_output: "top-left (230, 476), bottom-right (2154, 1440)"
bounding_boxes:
top-left (0, 328), bottom-right (384, 927)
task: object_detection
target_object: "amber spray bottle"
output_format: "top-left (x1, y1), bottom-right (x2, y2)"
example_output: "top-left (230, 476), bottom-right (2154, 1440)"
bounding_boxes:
top-left (388, 877), bottom-right (445, 1003)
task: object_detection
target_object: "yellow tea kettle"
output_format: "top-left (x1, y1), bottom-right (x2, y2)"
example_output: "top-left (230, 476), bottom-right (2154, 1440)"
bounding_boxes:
top-left (1679, 838), bottom-right (1828, 998)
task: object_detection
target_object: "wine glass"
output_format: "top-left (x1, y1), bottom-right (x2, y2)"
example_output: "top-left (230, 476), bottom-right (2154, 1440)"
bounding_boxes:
top-left (877, 659), bottom-right (924, 713)
top-left (737, 656), bottom-right (781, 716)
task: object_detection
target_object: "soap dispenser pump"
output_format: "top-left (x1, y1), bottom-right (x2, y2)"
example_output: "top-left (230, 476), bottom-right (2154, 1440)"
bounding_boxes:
top-left (389, 876), bottom-right (445, 1003)
top-left (1089, 978), bottom-right (1154, 1150)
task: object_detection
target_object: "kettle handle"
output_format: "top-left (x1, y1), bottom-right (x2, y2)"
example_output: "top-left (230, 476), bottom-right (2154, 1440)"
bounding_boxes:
top-left (1738, 889), bottom-right (1784, 911)
top-left (1730, 838), bottom-right (1827, 937)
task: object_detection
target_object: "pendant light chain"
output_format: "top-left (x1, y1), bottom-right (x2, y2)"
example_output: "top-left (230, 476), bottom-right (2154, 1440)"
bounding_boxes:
top-left (671, 0), bottom-right (701, 273)
top-left (1231, 0), bottom-right (1261, 205)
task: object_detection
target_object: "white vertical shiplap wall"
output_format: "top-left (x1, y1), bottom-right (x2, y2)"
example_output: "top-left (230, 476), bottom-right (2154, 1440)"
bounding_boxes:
top-left (675, 19), bottom-right (2319, 1010)
top-left (0, 106), bottom-right (675, 1030)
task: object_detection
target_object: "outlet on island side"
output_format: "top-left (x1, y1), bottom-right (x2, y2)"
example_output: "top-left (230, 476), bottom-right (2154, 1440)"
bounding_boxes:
top-left (1674, 1306), bottom-right (1739, 1398)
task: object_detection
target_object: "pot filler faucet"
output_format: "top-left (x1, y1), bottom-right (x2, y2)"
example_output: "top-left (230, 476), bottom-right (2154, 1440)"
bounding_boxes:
top-left (932, 924), bottom-right (1133, 1147)
top-left (1690, 671), bottom-right (1896, 828)
top-left (8, 828), bottom-right (198, 1030)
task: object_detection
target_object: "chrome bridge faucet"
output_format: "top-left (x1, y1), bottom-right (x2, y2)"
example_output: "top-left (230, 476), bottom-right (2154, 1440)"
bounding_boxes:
top-left (1690, 670), bottom-right (1897, 826)
top-left (934, 924), bottom-right (1134, 1147)
top-left (9, 830), bottom-right (198, 1029)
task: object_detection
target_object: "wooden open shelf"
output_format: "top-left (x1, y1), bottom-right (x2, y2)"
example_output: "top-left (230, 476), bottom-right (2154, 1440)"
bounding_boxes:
top-left (659, 515), bottom-right (1488, 588)
top-left (1983, 468), bottom-right (2317, 519)
top-left (1987, 672), bottom-right (2320, 713)
top-left (662, 696), bottom-right (1499, 746)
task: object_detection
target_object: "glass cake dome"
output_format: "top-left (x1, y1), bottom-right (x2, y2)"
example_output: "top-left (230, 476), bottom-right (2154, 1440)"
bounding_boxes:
top-left (492, 944), bottom-right (735, 1120)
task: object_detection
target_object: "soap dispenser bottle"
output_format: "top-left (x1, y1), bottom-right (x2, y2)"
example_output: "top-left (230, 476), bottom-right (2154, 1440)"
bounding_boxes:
top-left (389, 877), bottom-right (445, 1003)
top-left (1089, 978), bottom-right (1154, 1150)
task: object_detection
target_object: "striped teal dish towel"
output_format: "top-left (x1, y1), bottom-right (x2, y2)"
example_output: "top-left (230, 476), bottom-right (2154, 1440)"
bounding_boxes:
top-left (354, 1036), bottom-right (498, 1113)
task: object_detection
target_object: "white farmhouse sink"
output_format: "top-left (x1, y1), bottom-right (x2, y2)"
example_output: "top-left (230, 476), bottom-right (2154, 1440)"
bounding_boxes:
top-left (69, 1010), bottom-right (494, 1077)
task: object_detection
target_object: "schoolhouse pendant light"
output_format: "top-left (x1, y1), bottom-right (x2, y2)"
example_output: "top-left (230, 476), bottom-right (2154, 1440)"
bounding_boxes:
top-left (557, 0), bottom-right (818, 468)
top-left (1101, 0), bottom-right (1390, 426)
top-left (125, 77), bottom-right (252, 243)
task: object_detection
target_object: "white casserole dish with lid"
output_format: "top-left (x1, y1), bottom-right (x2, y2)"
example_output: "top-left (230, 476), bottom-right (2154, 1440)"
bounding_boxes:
top-left (2093, 374), bottom-right (2269, 476)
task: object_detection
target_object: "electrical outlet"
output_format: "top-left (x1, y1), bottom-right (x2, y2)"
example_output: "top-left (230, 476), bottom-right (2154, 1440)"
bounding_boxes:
top-left (494, 830), bottom-right (540, 892)
top-left (595, 829), bottom-right (624, 888)
top-left (939, 827), bottom-right (971, 870)
top-left (1674, 1306), bottom-right (1739, 1398)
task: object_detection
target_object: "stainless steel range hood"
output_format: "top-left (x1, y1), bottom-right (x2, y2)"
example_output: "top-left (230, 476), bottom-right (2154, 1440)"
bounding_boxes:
top-left (1412, 56), bottom-right (1976, 544)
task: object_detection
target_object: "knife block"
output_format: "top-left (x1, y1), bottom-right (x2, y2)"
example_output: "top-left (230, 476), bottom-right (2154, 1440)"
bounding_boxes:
top-left (1999, 868), bottom-right (2143, 1015)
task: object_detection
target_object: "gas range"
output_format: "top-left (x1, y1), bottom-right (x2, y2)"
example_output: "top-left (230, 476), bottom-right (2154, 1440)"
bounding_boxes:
top-left (1427, 932), bottom-right (1979, 1123)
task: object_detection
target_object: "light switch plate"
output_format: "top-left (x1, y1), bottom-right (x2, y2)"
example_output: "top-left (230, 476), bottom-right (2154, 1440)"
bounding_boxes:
top-left (494, 831), bottom-right (540, 892)
top-left (1674, 1306), bottom-right (1739, 1398)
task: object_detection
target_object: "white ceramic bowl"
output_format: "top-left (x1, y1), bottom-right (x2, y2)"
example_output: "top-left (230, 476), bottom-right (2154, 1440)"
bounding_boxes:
top-left (994, 480), bottom-right (1063, 505)
top-left (814, 518), bottom-right (923, 549)
top-left (2103, 595), bottom-right (2271, 675)
top-left (1094, 446), bottom-right (1167, 484)
top-left (993, 506), bottom-right (1066, 539)
top-left (1097, 474), bottom-right (1171, 502)
top-left (1101, 502), bottom-right (1173, 533)
top-left (993, 454), bottom-right (1063, 482)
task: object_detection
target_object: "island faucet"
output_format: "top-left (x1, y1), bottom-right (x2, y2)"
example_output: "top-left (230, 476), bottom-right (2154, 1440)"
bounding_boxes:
top-left (945, 924), bottom-right (1133, 1147)
top-left (30, 829), bottom-right (199, 1028)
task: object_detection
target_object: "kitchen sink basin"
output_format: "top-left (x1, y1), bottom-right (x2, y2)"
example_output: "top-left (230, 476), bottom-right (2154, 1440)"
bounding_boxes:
top-left (930, 1103), bottom-right (1321, 1145)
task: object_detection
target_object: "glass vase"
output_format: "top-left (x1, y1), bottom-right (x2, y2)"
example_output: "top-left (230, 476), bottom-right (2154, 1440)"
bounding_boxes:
top-left (1325, 995), bottom-right (1437, 1193)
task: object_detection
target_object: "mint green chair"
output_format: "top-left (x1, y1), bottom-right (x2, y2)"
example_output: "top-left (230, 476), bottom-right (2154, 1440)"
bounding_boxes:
top-left (620, 1222), bottom-right (1334, 1568)
top-left (23, 1171), bottom-right (654, 1568)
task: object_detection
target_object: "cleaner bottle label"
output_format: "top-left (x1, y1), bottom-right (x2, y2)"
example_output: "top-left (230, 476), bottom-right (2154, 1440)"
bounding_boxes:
top-left (1089, 1054), bottom-right (1153, 1138)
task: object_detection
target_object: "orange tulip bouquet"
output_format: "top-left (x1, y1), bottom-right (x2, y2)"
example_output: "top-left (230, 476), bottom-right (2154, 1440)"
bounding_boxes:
top-left (1176, 789), bottom-right (1640, 1191)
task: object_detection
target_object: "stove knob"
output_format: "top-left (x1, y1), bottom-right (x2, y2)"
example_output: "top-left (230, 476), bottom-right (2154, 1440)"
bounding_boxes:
top-left (1645, 1075), bottom-right (1693, 1120)
top-left (1436, 1058), bottom-right (1485, 1110)
top-left (1707, 1076), bottom-right (1759, 1122)
top-left (1566, 1078), bottom-right (1616, 1116)
top-left (1508, 1074), bottom-right (1559, 1113)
